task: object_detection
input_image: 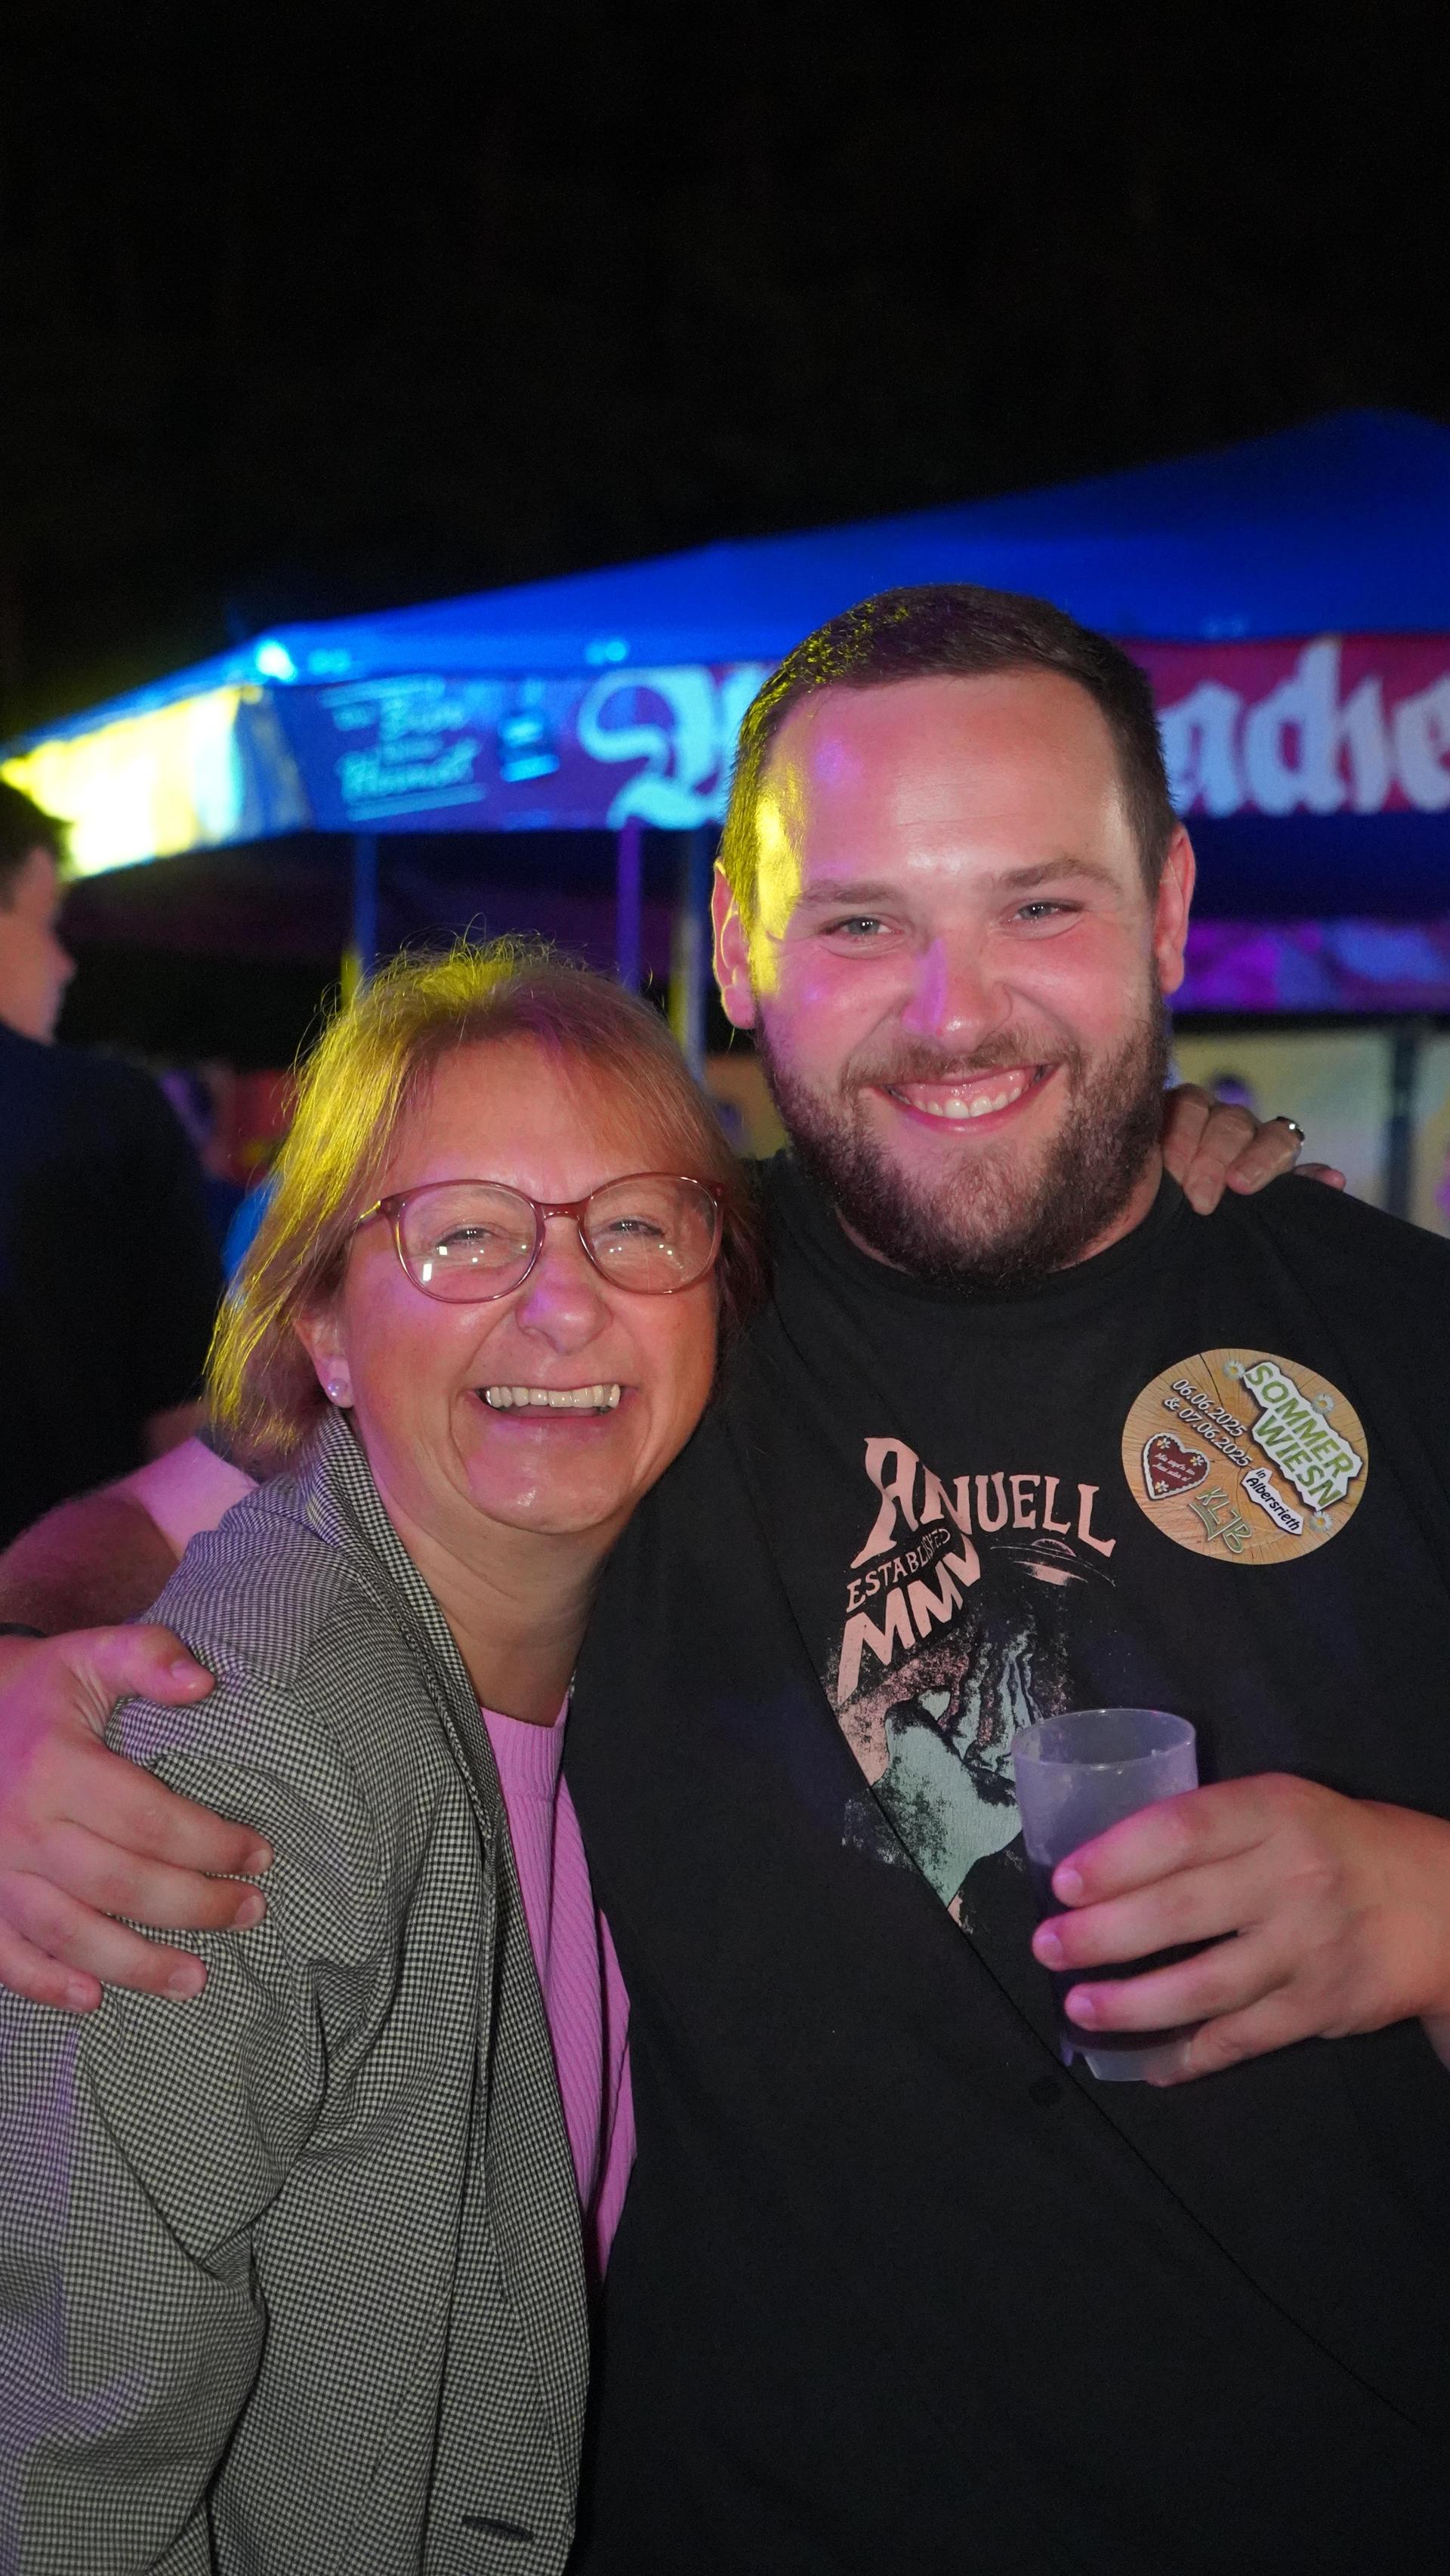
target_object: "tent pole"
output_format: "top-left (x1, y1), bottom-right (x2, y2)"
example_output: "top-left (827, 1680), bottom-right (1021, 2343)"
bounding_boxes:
top-left (615, 819), bottom-right (643, 991)
top-left (1384, 1019), bottom-right (1424, 1220)
top-left (344, 834), bottom-right (379, 1000)
top-left (668, 827), bottom-right (711, 1076)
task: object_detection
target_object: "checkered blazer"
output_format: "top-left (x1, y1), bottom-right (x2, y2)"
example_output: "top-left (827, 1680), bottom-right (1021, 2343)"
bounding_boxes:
top-left (0, 1409), bottom-right (589, 2574)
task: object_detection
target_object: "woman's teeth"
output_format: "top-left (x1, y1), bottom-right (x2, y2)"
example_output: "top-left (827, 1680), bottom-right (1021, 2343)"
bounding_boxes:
top-left (482, 1384), bottom-right (622, 1412)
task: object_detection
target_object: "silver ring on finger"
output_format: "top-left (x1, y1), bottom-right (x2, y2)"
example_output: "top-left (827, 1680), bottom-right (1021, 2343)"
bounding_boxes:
top-left (1273, 1117), bottom-right (1306, 1147)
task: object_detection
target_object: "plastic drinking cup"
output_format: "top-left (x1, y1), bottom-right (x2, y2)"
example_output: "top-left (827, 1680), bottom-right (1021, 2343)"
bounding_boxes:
top-left (1012, 1707), bottom-right (1199, 2083)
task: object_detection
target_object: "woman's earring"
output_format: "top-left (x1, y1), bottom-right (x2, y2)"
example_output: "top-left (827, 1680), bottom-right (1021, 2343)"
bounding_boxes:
top-left (325, 1378), bottom-right (349, 1405)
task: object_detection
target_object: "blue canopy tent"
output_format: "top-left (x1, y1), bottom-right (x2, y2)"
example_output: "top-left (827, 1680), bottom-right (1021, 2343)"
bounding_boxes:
top-left (6, 406), bottom-right (1450, 1053)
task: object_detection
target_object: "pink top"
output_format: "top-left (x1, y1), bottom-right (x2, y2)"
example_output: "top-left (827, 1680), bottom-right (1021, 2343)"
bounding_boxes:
top-left (481, 1702), bottom-right (634, 2278)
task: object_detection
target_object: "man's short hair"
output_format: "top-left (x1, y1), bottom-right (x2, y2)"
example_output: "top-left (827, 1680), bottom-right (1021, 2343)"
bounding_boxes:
top-left (717, 584), bottom-right (1177, 925)
top-left (0, 781), bottom-right (68, 907)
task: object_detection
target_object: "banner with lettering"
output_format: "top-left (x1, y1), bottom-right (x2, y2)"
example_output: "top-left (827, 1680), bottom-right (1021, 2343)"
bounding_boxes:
top-left (1137, 636), bottom-right (1450, 821)
top-left (269, 635), bottom-right (1450, 837)
top-left (9, 633), bottom-right (1449, 889)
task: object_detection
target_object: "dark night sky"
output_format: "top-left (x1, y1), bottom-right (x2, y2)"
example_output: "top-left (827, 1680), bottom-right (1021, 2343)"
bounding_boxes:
top-left (3, 2), bottom-right (1449, 741)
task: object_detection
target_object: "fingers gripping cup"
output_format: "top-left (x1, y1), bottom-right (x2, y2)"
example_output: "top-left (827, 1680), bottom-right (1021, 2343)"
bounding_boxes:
top-left (1012, 1708), bottom-right (1199, 2084)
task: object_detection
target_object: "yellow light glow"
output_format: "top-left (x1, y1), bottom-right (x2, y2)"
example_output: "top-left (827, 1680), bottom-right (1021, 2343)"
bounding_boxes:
top-left (1, 687), bottom-right (256, 877)
top-left (746, 786), bottom-right (804, 992)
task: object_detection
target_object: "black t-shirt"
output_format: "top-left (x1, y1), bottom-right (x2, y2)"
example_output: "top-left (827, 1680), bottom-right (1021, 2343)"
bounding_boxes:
top-left (565, 1157), bottom-right (1450, 2576)
top-left (0, 1025), bottom-right (222, 1545)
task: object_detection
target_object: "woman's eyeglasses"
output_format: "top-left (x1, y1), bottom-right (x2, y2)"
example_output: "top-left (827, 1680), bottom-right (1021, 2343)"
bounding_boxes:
top-left (354, 1173), bottom-right (723, 1304)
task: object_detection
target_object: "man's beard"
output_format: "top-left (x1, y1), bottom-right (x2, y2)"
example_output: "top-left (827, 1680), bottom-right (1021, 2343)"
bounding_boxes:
top-left (756, 988), bottom-right (1171, 1292)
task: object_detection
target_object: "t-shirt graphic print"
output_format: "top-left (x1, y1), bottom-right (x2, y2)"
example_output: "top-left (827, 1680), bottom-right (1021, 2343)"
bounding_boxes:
top-left (828, 1428), bottom-right (1120, 1910)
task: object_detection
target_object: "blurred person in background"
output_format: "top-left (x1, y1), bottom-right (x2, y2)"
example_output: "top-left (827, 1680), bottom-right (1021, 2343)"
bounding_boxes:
top-left (221, 1162), bottom-right (280, 1281)
top-left (156, 1065), bottom-right (246, 1256)
top-left (0, 782), bottom-right (221, 1563)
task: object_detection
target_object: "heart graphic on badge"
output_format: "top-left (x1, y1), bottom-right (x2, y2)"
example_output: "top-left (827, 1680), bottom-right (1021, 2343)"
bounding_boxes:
top-left (1142, 1434), bottom-right (1210, 1501)
top-left (1123, 1352), bottom-right (1368, 1564)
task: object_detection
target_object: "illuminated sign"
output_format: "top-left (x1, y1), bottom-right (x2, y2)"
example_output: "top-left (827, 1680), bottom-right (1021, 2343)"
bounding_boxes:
top-left (1, 686), bottom-right (310, 875)
top-left (274, 664), bottom-right (773, 832)
top-left (6, 636), bottom-right (1449, 875)
top-left (1140, 637), bottom-right (1450, 817)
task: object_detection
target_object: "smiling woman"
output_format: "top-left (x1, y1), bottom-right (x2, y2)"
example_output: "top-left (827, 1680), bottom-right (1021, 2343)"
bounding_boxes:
top-left (211, 938), bottom-right (760, 1475)
top-left (0, 938), bottom-right (764, 2574)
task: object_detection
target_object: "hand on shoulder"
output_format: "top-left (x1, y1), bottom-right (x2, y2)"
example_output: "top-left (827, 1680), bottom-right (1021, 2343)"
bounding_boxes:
top-left (0, 1624), bottom-right (267, 2012)
top-left (1161, 1084), bottom-right (1344, 1213)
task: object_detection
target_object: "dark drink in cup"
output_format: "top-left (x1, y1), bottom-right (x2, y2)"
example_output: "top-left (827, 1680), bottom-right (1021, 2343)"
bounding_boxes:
top-left (1012, 1709), bottom-right (1199, 2083)
top-left (1026, 1857), bottom-right (1200, 2066)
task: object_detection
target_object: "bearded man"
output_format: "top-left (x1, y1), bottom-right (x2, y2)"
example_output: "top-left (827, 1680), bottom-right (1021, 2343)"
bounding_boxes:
top-left (565, 588), bottom-right (1450, 2575)
top-left (2, 587), bottom-right (1448, 2576)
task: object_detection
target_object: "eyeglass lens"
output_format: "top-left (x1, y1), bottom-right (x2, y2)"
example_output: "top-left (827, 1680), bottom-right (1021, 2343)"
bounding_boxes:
top-left (400, 1176), bottom-right (719, 1300)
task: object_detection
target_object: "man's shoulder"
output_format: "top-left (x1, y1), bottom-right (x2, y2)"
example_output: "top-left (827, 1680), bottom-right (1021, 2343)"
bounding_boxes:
top-left (0, 1025), bottom-right (143, 1094)
top-left (0, 1029), bottom-right (172, 1140)
top-left (1224, 1172), bottom-right (1450, 1290)
top-left (66, 1047), bottom-right (184, 1148)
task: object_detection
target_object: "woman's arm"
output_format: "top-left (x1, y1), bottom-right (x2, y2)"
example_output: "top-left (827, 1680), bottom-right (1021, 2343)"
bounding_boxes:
top-left (0, 1669), bottom-right (387, 2570)
top-left (1158, 1085), bottom-right (1344, 1209)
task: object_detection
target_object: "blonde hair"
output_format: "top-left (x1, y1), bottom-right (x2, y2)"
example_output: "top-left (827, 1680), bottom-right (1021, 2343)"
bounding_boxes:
top-left (209, 938), bottom-right (765, 1474)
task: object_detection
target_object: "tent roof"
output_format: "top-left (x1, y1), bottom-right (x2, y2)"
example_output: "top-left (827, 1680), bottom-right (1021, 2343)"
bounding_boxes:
top-left (20, 408), bottom-right (1450, 745)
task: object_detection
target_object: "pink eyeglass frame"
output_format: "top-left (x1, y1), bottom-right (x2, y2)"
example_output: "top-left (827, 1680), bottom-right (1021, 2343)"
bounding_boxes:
top-left (353, 1172), bottom-right (725, 1302)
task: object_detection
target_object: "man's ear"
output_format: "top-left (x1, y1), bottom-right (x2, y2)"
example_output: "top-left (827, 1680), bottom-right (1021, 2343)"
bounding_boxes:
top-left (293, 1306), bottom-right (353, 1409)
top-left (1152, 826), bottom-right (1196, 999)
top-left (712, 865), bottom-right (758, 1030)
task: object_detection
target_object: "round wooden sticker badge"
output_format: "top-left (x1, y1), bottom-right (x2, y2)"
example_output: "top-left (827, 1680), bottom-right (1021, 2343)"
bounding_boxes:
top-left (1121, 1349), bottom-right (1368, 1566)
